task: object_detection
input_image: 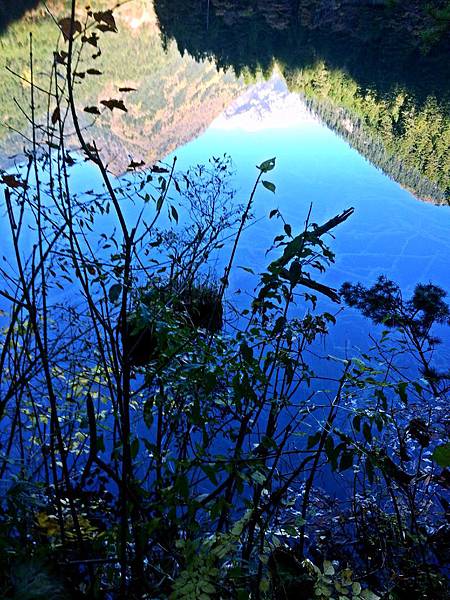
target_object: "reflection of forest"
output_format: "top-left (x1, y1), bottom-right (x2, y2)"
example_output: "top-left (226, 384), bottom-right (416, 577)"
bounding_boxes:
top-left (156, 0), bottom-right (450, 203)
top-left (1, 0), bottom-right (449, 202)
top-left (156, 0), bottom-right (450, 98)
top-left (0, 1), bottom-right (245, 174)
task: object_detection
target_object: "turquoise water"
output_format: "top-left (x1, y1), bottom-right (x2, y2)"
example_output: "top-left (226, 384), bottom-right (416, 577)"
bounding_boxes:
top-left (3, 76), bottom-right (448, 361)
top-left (1, 8), bottom-right (449, 508)
top-left (166, 77), bottom-right (450, 362)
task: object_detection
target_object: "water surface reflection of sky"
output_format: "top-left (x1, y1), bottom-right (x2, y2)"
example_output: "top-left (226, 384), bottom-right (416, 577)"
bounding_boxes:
top-left (1, 74), bottom-right (449, 365)
top-left (169, 76), bottom-right (450, 362)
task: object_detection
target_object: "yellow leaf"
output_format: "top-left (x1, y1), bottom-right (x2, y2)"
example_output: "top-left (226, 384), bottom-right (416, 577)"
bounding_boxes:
top-left (36, 512), bottom-right (60, 536)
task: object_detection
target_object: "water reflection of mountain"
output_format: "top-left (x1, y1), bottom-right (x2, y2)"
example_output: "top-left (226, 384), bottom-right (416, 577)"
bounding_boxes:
top-left (0, 1), bottom-right (245, 174)
top-left (1, 0), bottom-right (449, 203)
top-left (155, 0), bottom-right (450, 204)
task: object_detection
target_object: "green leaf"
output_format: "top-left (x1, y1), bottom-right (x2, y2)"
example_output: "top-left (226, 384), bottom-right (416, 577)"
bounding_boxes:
top-left (130, 437), bottom-right (139, 460)
top-left (258, 157), bottom-right (276, 173)
top-left (284, 223), bottom-right (292, 237)
top-left (433, 443), bottom-right (450, 467)
top-left (323, 560), bottom-right (335, 576)
top-left (202, 464), bottom-right (218, 485)
top-left (262, 180), bottom-right (276, 193)
top-left (251, 471), bottom-right (266, 486)
top-left (352, 582), bottom-right (362, 595)
top-left (283, 524), bottom-right (298, 537)
top-left (272, 316), bottom-right (286, 336)
top-left (156, 195), bottom-right (164, 211)
top-left (200, 582), bottom-right (215, 594)
top-left (240, 341), bottom-right (253, 362)
top-left (307, 432), bottom-right (321, 449)
top-left (175, 475), bottom-right (189, 499)
top-left (360, 590), bottom-right (380, 600)
top-left (170, 205), bottom-right (179, 223)
top-left (288, 260), bottom-right (302, 284)
top-left (143, 399), bottom-right (153, 428)
top-left (238, 266), bottom-right (255, 274)
top-left (96, 434), bottom-right (105, 453)
top-left (396, 381), bottom-right (408, 404)
top-left (366, 457), bottom-right (375, 484)
top-left (323, 312), bottom-right (336, 324)
top-left (362, 422), bottom-right (372, 444)
top-left (108, 283), bottom-right (122, 303)
top-left (339, 451), bottom-right (353, 472)
top-left (295, 516), bottom-right (306, 527)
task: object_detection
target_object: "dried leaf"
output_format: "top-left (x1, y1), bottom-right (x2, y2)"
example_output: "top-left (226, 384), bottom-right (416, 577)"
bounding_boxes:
top-left (1, 174), bottom-right (25, 189)
top-left (51, 107), bottom-right (60, 125)
top-left (36, 512), bottom-right (60, 536)
top-left (53, 50), bottom-right (68, 64)
top-left (128, 160), bottom-right (145, 170)
top-left (65, 153), bottom-right (75, 166)
top-left (93, 9), bottom-right (117, 32)
top-left (59, 17), bottom-right (82, 41)
top-left (81, 32), bottom-right (98, 47)
top-left (100, 99), bottom-right (127, 112)
top-left (84, 106), bottom-right (101, 115)
top-left (151, 165), bottom-right (169, 174)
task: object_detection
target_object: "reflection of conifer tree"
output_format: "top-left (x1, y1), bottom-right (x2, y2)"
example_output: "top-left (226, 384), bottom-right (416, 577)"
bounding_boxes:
top-left (155, 0), bottom-right (450, 203)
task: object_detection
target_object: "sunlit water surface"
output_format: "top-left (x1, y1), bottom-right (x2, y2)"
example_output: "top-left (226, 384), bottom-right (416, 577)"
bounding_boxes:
top-left (167, 76), bottom-right (450, 365)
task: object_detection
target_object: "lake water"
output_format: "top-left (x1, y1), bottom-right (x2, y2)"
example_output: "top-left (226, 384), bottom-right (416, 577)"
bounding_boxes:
top-left (175, 74), bottom-right (450, 360)
top-left (1, 2), bottom-right (450, 371)
top-left (1, 0), bottom-right (450, 523)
